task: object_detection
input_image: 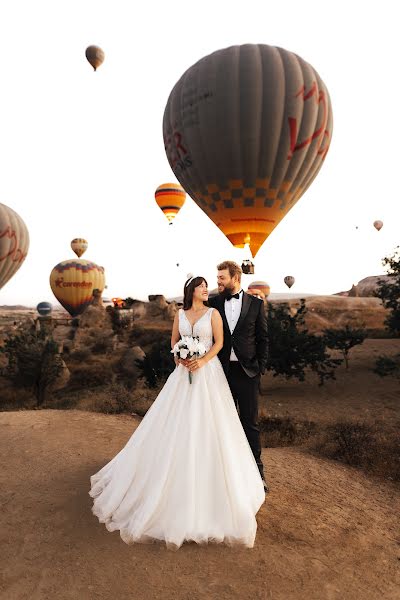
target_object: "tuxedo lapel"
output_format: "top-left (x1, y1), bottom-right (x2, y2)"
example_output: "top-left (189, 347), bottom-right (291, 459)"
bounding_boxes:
top-left (233, 292), bottom-right (251, 333)
top-left (215, 295), bottom-right (230, 333)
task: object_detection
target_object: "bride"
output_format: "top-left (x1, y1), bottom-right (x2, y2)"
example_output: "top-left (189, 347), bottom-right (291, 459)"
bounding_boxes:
top-left (89, 275), bottom-right (265, 550)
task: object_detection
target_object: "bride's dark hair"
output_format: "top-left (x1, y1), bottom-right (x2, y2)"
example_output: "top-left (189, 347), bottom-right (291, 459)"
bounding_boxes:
top-left (183, 276), bottom-right (208, 310)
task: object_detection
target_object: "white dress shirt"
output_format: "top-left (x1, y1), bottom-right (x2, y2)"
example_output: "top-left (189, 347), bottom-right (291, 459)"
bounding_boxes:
top-left (224, 289), bottom-right (243, 361)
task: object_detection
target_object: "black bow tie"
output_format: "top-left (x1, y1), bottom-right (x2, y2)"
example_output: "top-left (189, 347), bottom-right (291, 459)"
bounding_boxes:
top-left (226, 291), bottom-right (241, 301)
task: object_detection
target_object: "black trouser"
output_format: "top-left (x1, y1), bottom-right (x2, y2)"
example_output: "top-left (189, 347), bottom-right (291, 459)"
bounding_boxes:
top-left (227, 361), bottom-right (264, 479)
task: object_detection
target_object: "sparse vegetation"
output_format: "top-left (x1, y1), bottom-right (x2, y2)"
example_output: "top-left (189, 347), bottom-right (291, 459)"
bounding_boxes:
top-left (266, 299), bottom-right (342, 385)
top-left (323, 325), bottom-right (367, 369)
top-left (312, 421), bottom-right (400, 481)
top-left (375, 245), bottom-right (400, 335)
top-left (374, 354), bottom-right (400, 378)
top-left (135, 339), bottom-right (175, 388)
top-left (0, 330), bottom-right (64, 406)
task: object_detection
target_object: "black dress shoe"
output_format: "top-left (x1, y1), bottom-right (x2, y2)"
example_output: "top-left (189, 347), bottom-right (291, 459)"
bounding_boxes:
top-left (262, 478), bottom-right (270, 494)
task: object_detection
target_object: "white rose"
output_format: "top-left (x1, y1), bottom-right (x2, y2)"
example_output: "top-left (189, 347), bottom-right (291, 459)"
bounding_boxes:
top-left (180, 348), bottom-right (189, 359)
top-left (197, 342), bottom-right (206, 356)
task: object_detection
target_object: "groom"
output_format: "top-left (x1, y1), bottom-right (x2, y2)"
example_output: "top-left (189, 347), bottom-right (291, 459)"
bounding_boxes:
top-left (209, 261), bottom-right (269, 493)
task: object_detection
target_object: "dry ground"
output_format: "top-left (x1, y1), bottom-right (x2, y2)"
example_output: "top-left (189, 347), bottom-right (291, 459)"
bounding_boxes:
top-left (260, 339), bottom-right (400, 426)
top-left (0, 409), bottom-right (399, 600)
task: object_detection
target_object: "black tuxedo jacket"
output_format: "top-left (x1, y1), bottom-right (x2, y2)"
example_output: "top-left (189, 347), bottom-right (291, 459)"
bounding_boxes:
top-left (209, 292), bottom-right (269, 377)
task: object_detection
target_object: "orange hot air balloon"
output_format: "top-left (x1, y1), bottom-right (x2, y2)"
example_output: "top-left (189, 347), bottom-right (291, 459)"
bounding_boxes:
top-left (71, 238), bottom-right (88, 257)
top-left (85, 45), bottom-right (105, 71)
top-left (0, 203), bottom-right (29, 291)
top-left (155, 183), bottom-right (186, 224)
top-left (248, 280), bottom-right (270, 297)
top-left (163, 44), bottom-right (333, 257)
top-left (50, 259), bottom-right (105, 317)
top-left (373, 220), bottom-right (383, 231)
top-left (284, 275), bottom-right (295, 289)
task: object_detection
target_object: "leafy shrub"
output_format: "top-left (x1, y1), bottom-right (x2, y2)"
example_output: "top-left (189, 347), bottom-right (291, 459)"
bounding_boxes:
top-left (323, 325), bottom-right (367, 369)
top-left (266, 299), bottom-right (342, 385)
top-left (375, 245), bottom-right (400, 335)
top-left (68, 362), bottom-right (114, 389)
top-left (374, 354), bottom-right (400, 378)
top-left (136, 340), bottom-right (175, 388)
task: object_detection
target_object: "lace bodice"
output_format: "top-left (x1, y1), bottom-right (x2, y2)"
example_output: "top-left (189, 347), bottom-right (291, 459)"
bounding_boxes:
top-left (178, 308), bottom-right (214, 351)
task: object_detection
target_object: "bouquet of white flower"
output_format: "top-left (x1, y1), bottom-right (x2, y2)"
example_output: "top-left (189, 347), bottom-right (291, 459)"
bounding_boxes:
top-left (171, 335), bottom-right (207, 384)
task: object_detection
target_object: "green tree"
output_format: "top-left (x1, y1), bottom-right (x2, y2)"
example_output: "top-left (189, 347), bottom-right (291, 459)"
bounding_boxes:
top-left (266, 299), bottom-right (342, 385)
top-left (375, 246), bottom-right (400, 335)
top-left (323, 325), bottom-right (367, 369)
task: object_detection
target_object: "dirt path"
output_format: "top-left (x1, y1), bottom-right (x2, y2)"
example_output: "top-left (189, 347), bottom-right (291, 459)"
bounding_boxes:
top-left (0, 410), bottom-right (398, 600)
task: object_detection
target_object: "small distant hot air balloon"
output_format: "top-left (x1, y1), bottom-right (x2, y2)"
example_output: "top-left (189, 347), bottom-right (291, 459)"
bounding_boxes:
top-left (71, 238), bottom-right (88, 258)
top-left (37, 302), bottom-right (52, 317)
top-left (284, 276), bottom-right (295, 289)
top-left (155, 183), bottom-right (186, 224)
top-left (373, 220), bottom-right (383, 231)
top-left (0, 203), bottom-right (29, 291)
top-left (85, 45), bottom-right (105, 71)
top-left (248, 281), bottom-right (270, 297)
top-left (50, 259), bottom-right (105, 317)
top-left (163, 44), bottom-right (333, 257)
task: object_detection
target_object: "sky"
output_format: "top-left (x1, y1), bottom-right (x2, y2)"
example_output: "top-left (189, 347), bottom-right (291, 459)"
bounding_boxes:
top-left (0, 0), bottom-right (399, 306)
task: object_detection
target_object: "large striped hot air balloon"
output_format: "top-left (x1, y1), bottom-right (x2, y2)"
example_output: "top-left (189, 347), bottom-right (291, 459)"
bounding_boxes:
top-left (0, 203), bottom-right (29, 291)
top-left (155, 183), bottom-right (186, 224)
top-left (163, 44), bottom-right (333, 257)
top-left (248, 281), bottom-right (270, 297)
top-left (49, 260), bottom-right (105, 317)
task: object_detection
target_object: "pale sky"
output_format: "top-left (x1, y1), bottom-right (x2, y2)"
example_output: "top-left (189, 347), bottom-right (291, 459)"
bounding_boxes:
top-left (0, 0), bottom-right (398, 306)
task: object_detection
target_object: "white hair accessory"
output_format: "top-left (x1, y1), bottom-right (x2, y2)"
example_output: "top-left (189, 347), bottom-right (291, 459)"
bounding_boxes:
top-left (185, 273), bottom-right (201, 287)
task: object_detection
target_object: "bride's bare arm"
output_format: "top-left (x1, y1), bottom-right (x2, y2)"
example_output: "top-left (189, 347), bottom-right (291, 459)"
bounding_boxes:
top-left (187, 309), bottom-right (223, 371)
top-left (171, 311), bottom-right (180, 349)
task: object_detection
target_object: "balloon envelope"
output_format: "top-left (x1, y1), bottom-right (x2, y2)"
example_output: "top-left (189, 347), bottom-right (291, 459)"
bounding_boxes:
top-left (284, 276), bottom-right (295, 289)
top-left (248, 280), bottom-right (270, 297)
top-left (373, 220), bottom-right (383, 231)
top-left (85, 45), bottom-right (105, 71)
top-left (163, 44), bottom-right (333, 257)
top-left (50, 260), bottom-right (105, 317)
top-left (37, 302), bottom-right (52, 316)
top-left (71, 238), bottom-right (88, 257)
top-left (155, 183), bottom-right (186, 224)
top-left (0, 203), bottom-right (29, 291)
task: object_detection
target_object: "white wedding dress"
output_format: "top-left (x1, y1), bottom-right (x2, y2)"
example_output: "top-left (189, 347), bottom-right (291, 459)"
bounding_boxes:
top-left (89, 307), bottom-right (265, 550)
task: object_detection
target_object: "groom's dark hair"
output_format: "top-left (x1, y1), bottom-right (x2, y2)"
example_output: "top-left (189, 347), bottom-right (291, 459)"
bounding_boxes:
top-left (217, 261), bottom-right (242, 282)
top-left (183, 276), bottom-right (209, 310)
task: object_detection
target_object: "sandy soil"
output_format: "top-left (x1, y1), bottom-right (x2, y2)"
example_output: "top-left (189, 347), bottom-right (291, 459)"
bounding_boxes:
top-left (1, 409), bottom-right (399, 600)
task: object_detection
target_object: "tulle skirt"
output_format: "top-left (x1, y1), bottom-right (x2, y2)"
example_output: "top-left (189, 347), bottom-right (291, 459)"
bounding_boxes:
top-left (89, 357), bottom-right (265, 550)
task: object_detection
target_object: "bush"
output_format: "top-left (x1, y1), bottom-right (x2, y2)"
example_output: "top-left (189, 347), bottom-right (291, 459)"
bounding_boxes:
top-left (91, 336), bottom-right (113, 355)
top-left (323, 325), bottom-right (367, 369)
top-left (266, 299), bottom-right (342, 385)
top-left (374, 354), bottom-right (400, 378)
top-left (0, 330), bottom-right (64, 405)
top-left (69, 348), bottom-right (91, 362)
top-left (136, 340), bottom-right (175, 388)
top-left (375, 246), bottom-right (400, 335)
top-left (259, 416), bottom-right (317, 447)
top-left (68, 362), bottom-right (114, 389)
top-left (313, 421), bottom-right (400, 481)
